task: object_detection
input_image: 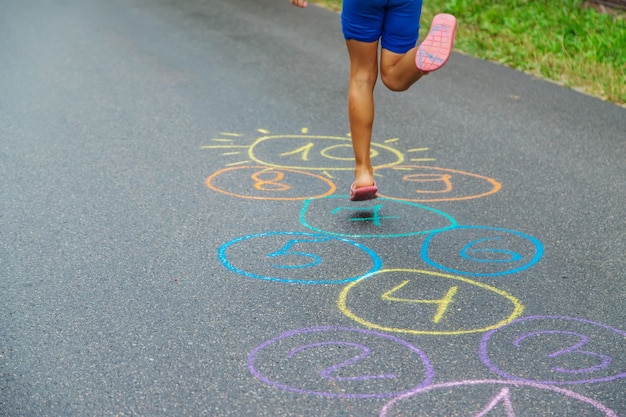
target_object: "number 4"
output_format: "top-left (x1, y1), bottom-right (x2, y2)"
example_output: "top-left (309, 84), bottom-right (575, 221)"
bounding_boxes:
top-left (382, 280), bottom-right (458, 324)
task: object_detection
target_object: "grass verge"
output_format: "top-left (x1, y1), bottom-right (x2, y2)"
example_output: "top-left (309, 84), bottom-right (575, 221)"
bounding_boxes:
top-left (313, 0), bottom-right (626, 106)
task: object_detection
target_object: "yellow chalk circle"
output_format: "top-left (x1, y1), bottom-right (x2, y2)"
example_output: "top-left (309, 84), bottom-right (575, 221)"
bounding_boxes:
top-left (338, 269), bottom-right (524, 336)
top-left (249, 135), bottom-right (405, 171)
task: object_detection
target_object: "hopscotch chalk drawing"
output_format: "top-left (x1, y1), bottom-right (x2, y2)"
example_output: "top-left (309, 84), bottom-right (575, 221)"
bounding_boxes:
top-left (203, 129), bottom-right (408, 172)
top-left (480, 316), bottom-right (626, 385)
top-left (247, 326), bottom-right (434, 399)
top-left (217, 232), bottom-right (382, 285)
top-left (421, 225), bottom-right (544, 277)
top-left (202, 128), bottom-right (620, 415)
top-left (206, 166), bottom-right (336, 200)
top-left (379, 380), bottom-right (619, 416)
top-left (203, 129), bottom-right (501, 203)
top-left (337, 269), bottom-right (524, 335)
top-left (300, 196), bottom-right (458, 239)
top-left (374, 165), bottom-right (501, 202)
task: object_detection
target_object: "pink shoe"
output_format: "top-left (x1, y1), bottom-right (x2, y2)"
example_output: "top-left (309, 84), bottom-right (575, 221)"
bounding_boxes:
top-left (350, 182), bottom-right (378, 201)
top-left (416, 13), bottom-right (457, 72)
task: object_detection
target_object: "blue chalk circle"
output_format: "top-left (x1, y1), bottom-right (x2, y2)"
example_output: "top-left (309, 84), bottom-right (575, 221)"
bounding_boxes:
top-left (218, 231), bottom-right (383, 284)
top-left (421, 225), bottom-right (544, 277)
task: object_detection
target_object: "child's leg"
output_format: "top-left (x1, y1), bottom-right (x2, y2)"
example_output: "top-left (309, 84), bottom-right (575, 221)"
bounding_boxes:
top-left (380, 13), bottom-right (457, 90)
top-left (377, 0), bottom-right (424, 91)
top-left (345, 39), bottom-right (379, 189)
top-left (342, 0), bottom-right (385, 192)
top-left (380, 47), bottom-right (426, 92)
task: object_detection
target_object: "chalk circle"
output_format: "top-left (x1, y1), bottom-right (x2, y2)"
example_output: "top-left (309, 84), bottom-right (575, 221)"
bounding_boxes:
top-left (338, 269), bottom-right (524, 335)
top-left (205, 166), bottom-right (336, 200)
top-left (421, 225), bottom-right (544, 277)
top-left (248, 326), bottom-right (434, 398)
top-left (374, 165), bottom-right (502, 202)
top-left (248, 135), bottom-right (404, 171)
top-left (380, 379), bottom-right (619, 417)
top-left (300, 195), bottom-right (457, 239)
top-left (217, 232), bottom-right (382, 284)
top-left (480, 316), bottom-right (626, 385)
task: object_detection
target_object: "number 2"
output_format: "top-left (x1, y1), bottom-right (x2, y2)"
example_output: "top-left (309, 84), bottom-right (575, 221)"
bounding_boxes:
top-left (289, 342), bottom-right (396, 381)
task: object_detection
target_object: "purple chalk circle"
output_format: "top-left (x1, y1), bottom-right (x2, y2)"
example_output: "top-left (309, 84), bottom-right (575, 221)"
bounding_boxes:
top-left (288, 342), bottom-right (397, 381)
top-left (479, 316), bottom-right (626, 385)
top-left (248, 326), bottom-right (434, 398)
top-left (379, 379), bottom-right (619, 417)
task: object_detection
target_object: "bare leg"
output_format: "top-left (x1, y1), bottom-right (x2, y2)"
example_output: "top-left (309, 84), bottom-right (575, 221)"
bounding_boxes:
top-left (345, 39), bottom-right (379, 189)
top-left (380, 47), bottom-right (427, 92)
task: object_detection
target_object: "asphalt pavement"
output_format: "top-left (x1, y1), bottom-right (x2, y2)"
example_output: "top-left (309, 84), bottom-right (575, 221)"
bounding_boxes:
top-left (1, 0), bottom-right (625, 415)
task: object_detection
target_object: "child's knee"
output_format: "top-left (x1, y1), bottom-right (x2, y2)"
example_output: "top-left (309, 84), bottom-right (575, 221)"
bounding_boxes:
top-left (381, 74), bottom-right (409, 92)
top-left (350, 69), bottom-right (378, 89)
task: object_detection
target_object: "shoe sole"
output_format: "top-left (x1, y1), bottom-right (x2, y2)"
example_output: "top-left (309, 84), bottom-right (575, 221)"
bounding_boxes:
top-left (416, 13), bottom-right (457, 72)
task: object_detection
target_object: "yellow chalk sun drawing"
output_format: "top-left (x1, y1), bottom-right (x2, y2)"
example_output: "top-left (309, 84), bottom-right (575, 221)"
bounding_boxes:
top-left (201, 128), bottom-right (436, 177)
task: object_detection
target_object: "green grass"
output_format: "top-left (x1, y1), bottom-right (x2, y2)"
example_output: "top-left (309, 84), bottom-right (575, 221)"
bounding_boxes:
top-left (314, 0), bottom-right (626, 105)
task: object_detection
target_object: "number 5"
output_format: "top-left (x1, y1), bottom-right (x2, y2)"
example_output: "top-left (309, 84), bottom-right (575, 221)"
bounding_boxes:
top-left (267, 237), bottom-right (331, 269)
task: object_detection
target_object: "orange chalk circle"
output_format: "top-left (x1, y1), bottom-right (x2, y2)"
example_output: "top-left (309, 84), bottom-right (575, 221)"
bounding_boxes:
top-left (205, 166), bottom-right (336, 201)
top-left (251, 170), bottom-right (291, 192)
top-left (374, 165), bottom-right (502, 202)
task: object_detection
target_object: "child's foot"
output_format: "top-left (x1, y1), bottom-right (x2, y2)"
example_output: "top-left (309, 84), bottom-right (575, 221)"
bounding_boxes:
top-left (416, 13), bottom-right (457, 72)
top-left (350, 169), bottom-right (377, 201)
top-left (350, 181), bottom-right (378, 201)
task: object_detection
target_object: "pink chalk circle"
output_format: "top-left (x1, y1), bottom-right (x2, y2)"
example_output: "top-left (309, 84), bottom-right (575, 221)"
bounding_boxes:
top-left (380, 379), bottom-right (618, 417)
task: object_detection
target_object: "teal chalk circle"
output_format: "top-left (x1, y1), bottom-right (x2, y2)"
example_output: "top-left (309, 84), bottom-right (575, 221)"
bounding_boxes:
top-left (300, 195), bottom-right (457, 239)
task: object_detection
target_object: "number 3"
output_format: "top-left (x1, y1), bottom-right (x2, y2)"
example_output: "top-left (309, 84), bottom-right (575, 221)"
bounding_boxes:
top-left (515, 330), bottom-right (612, 374)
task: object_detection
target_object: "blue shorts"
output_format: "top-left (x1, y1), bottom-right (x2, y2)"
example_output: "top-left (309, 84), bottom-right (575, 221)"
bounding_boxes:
top-left (341, 0), bottom-right (423, 54)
